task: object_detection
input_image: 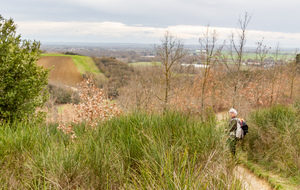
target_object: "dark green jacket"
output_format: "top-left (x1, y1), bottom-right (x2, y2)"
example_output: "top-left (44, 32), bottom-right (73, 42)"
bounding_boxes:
top-left (227, 117), bottom-right (237, 138)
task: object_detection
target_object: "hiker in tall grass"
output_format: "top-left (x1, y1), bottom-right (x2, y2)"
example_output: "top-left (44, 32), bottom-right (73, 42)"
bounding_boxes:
top-left (226, 108), bottom-right (238, 156)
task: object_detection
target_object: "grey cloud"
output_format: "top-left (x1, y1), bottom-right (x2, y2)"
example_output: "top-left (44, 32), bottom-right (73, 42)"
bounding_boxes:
top-left (2, 0), bottom-right (299, 33)
top-left (1, 0), bottom-right (300, 46)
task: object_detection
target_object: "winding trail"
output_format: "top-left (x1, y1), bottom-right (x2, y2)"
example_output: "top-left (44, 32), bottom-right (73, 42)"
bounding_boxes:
top-left (234, 166), bottom-right (272, 190)
top-left (217, 112), bottom-right (272, 190)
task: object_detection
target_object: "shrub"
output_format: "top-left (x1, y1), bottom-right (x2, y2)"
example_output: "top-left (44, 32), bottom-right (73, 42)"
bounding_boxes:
top-left (0, 15), bottom-right (49, 121)
top-left (57, 77), bottom-right (122, 139)
top-left (47, 83), bottom-right (80, 105)
top-left (64, 52), bottom-right (81, 56)
top-left (93, 56), bottom-right (134, 99)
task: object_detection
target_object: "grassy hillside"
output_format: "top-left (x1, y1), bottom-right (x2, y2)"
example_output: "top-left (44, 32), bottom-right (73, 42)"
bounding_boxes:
top-left (243, 104), bottom-right (300, 189)
top-left (0, 111), bottom-right (243, 189)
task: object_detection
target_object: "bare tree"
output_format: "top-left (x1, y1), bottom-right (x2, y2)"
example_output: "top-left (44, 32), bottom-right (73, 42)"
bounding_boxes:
top-left (288, 50), bottom-right (298, 99)
top-left (269, 44), bottom-right (282, 106)
top-left (252, 38), bottom-right (271, 106)
top-left (118, 66), bottom-right (159, 111)
top-left (198, 26), bottom-right (220, 116)
top-left (220, 12), bottom-right (252, 109)
top-left (154, 31), bottom-right (188, 111)
top-left (255, 38), bottom-right (271, 66)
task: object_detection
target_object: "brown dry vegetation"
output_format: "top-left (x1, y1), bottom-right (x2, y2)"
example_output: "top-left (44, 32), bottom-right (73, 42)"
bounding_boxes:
top-left (117, 63), bottom-right (300, 118)
top-left (37, 56), bottom-right (83, 87)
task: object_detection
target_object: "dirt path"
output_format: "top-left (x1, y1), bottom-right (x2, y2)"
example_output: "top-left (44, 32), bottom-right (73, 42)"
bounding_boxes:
top-left (234, 166), bottom-right (272, 190)
top-left (217, 112), bottom-right (272, 190)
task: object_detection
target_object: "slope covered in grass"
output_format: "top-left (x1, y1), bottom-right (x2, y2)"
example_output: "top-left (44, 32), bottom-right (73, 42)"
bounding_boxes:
top-left (244, 103), bottom-right (300, 188)
top-left (0, 111), bottom-right (242, 189)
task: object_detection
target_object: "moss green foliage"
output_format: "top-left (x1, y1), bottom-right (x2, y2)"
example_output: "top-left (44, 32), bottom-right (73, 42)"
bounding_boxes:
top-left (245, 104), bottom-right (300, 184)
top-left (0, 111), bottom-right (242, 189)
top-left (0, 15), bottom-right (49, 121)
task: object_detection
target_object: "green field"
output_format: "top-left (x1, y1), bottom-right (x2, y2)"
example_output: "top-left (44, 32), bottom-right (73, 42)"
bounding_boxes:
top-left (227, 52), bottom-right (295, 60)
top-left (129, 62), bottom-right (161, 67)
top-left (208, 51), bottom-right (295, 60)
top-left (72, 56), bottom-right (101, 75)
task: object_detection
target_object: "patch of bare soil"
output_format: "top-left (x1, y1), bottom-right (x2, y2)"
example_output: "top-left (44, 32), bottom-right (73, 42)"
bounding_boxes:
top-left (37, 56), bottom-right (83, 87)
top-left (234, 165), bottom-right (272, 190)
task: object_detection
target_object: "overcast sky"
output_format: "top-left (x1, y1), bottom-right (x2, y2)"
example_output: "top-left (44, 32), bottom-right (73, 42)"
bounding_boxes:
top-left (1, 0), bottom-right (300, 48)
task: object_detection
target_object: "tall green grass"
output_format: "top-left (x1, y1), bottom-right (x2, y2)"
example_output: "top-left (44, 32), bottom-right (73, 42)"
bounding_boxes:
top-left (0, 111), bottom-right (242, 189)
top-left (245, 105), bottom-right (300, 183)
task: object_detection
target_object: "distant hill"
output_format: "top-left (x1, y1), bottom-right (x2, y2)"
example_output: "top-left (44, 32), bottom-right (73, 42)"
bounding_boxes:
top-left (37, 54), bottom-right (105, 87)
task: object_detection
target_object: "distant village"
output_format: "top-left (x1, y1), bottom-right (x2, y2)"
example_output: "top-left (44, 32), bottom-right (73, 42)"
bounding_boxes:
top-left (41, 43), bottom-right (296, 68)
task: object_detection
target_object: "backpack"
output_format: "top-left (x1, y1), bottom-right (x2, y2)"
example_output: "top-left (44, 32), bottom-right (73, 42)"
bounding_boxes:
top-left (234, 118), bottom-right (249, 139)
top-left (240, 119), bottom-right (249, 136)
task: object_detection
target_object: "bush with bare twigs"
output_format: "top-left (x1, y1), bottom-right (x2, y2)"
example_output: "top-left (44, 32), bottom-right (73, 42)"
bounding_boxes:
top-left (57, 77), bottom-right (122, 139)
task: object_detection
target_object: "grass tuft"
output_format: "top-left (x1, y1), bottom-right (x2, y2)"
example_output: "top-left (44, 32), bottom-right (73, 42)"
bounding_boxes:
top-left (0, 110), bottom-right (243, 189)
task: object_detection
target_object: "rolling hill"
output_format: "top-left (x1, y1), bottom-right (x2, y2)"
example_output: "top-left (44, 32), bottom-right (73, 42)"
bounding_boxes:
top-left (37, 54), bottom-right (105, 87)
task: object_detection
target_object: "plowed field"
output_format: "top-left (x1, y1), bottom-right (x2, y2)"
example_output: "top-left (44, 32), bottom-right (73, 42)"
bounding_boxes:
top-left (37, 56), bottom-right (83, 87)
